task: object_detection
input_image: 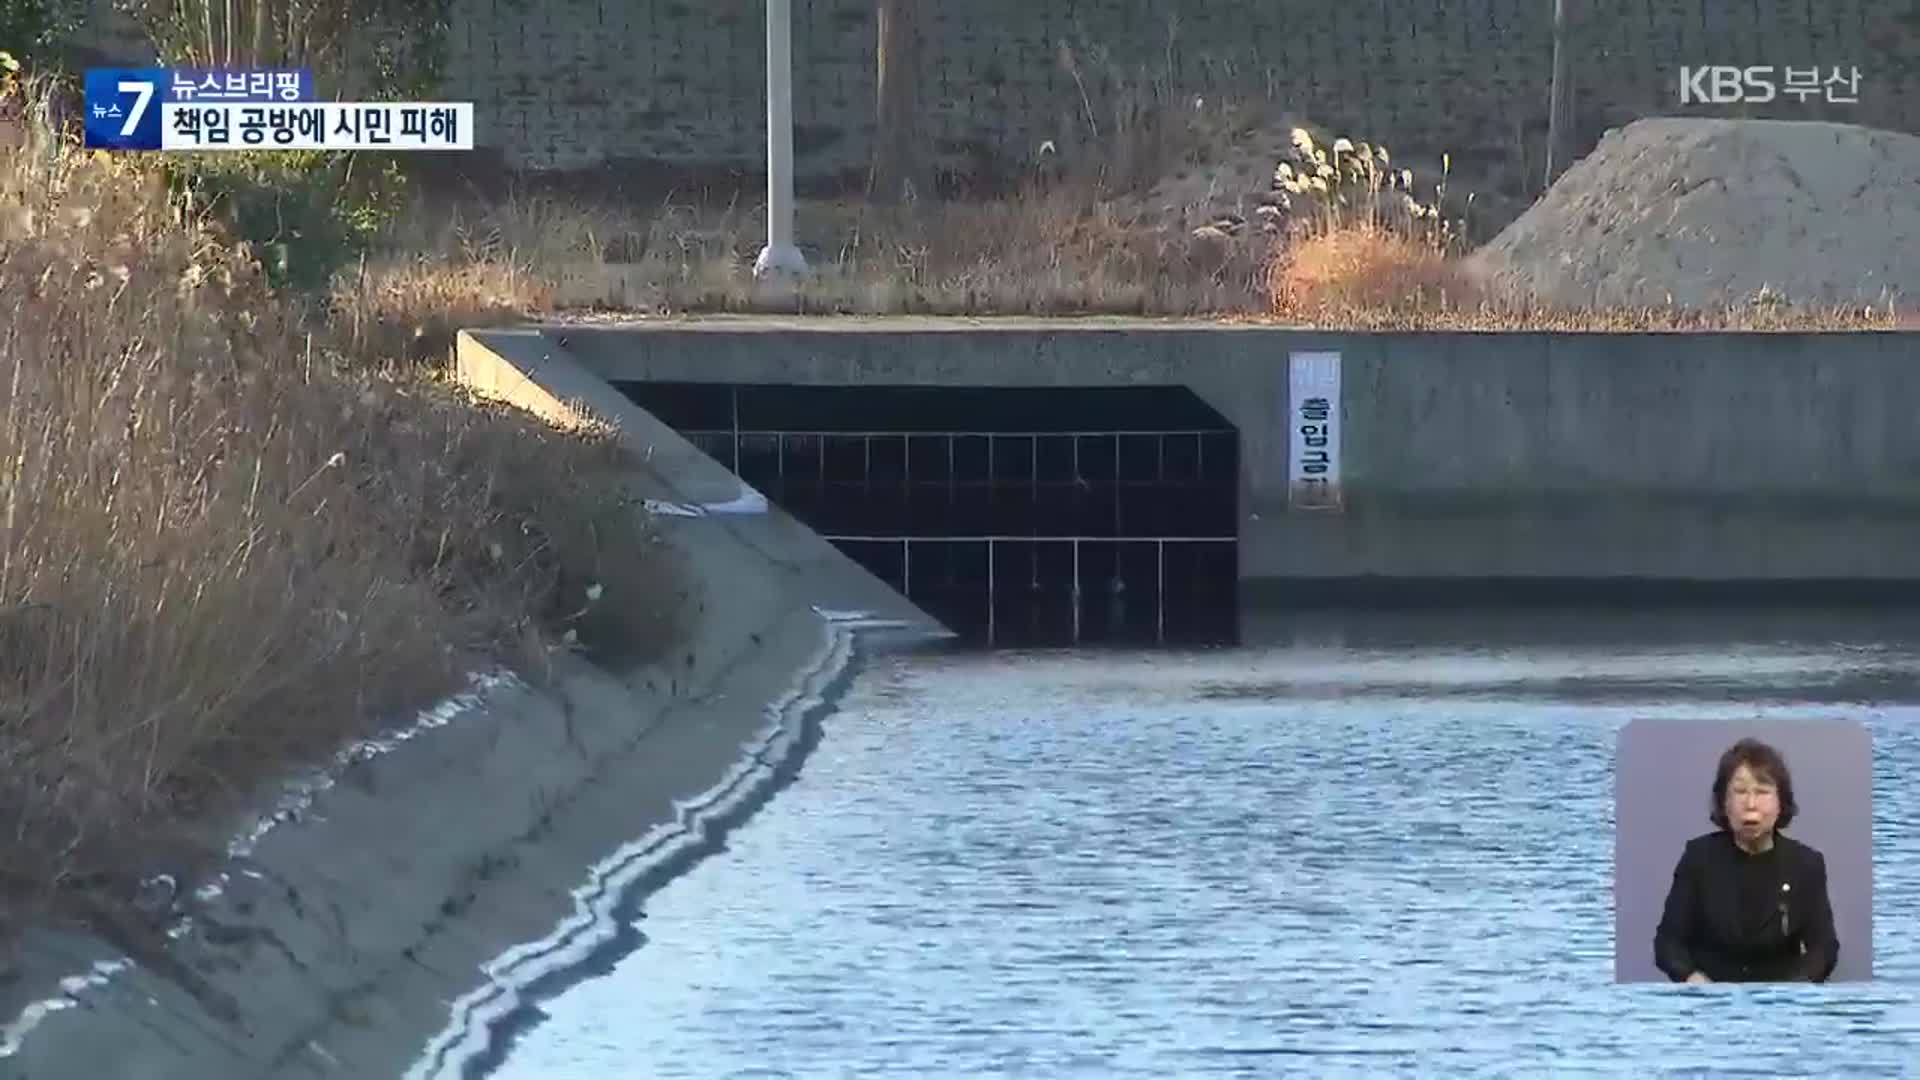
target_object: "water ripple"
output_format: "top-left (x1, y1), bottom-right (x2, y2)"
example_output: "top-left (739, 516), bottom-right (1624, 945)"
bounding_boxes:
top-left (495, 638), bottom-right (1920, 1078)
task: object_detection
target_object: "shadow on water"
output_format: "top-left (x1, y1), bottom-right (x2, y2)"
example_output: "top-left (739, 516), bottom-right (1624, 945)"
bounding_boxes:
top-left (1219, 604), bottom-right (1920, 704)
top-left (1195, 671), bottom-right (1920, 705)
top-left (893, 603), bottom-right (1920, 703)
top-left (1244, 604), bottom-right (1920, 651)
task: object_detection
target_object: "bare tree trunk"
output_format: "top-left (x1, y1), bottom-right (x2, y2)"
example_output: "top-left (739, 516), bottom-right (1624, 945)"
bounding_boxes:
top-left (250, 0), bottom-right (270, 67)
top-left (870, 0), bottom-right (925, 203)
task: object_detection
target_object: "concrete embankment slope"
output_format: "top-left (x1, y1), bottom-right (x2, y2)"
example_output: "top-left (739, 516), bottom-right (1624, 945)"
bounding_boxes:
top-left (0, 337), bottom-right (946, 1078)
top-left (538, 316), bottom-right (1920, 594)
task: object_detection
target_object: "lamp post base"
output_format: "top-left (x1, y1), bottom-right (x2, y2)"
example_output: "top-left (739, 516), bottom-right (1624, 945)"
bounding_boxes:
top-left (753, 242), bottom-right (809, 279)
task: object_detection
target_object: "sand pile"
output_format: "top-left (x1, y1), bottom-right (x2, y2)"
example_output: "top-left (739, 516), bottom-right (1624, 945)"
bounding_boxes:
top-left (1467, 118), bottom-right (1920, 311)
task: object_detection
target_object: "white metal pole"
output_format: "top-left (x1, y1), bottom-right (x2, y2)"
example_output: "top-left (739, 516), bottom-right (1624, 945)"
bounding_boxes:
top-left (755, 0), bottom-right (809, 279)
top-left (1545, 0), bottom-right (1569, 191)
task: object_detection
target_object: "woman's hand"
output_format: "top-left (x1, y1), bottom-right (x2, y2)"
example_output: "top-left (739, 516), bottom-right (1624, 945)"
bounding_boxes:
top-left (1685, 972), bottom-right (1711, 985)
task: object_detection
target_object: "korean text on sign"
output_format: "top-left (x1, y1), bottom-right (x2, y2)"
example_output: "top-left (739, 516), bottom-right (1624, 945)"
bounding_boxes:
top-left (159, 102), bottom-right (475, 151)
top-left (164, 68), bottom-right (313, 104)
top-left (1287, 351), bottom-right (1343, 512)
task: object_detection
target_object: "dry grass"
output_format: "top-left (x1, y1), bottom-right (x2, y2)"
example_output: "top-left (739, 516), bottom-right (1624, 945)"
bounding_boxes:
top-left (1272, 224), bottom-right (1479, 320)
top-left (352, 79), bottom-right (1276, 319)
top-left (1265, 224), bottom-right (1902, 332)
top-left (365, 182), bottom-right (1902, 331)
top-left (0, 70), bottom-right (687, 922)
top-left (356, 108), bottom-right (1903, 332)
top-left (330, 255), bottom-right (555, 368)
top-left (370, 182), bottom-right (1273, 318)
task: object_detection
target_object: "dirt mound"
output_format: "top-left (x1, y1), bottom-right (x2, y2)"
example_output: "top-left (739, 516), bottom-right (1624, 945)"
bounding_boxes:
top-left (1104, 118), bottom-right (1299, 242)
top-left (1467, 118), bottom-right (1920, 311)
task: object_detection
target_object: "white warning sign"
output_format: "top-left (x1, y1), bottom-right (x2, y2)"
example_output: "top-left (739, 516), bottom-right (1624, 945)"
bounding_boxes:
top-left (1288, 350), bottom-right (1342, 511)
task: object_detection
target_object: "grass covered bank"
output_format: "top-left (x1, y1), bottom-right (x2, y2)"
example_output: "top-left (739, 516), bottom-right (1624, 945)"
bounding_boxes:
top-left (348, 120), bottom-right (1902, 332)
top-left (0, 63), bottom-right (686, 940)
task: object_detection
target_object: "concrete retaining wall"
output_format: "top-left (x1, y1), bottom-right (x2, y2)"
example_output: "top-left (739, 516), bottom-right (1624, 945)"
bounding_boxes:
top-left (521, 317), bottom-right (1920, 588)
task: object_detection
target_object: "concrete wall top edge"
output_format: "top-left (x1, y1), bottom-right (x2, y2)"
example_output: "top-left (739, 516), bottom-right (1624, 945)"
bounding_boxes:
top-left (519, 319), bottom-right (1920, 343)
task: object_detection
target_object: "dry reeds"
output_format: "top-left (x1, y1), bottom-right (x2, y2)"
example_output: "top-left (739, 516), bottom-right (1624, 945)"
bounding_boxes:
top-left (0, 66), bottom-right (685, 916)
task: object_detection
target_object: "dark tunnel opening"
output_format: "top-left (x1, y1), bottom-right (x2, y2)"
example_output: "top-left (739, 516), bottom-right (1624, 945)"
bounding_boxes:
top-left (618, 383), bottom-right (1242, 649)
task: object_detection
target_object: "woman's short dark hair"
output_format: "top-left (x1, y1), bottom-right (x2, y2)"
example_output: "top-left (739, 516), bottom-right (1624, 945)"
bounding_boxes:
top-left (1709, 737), bottom-right (1798, 831)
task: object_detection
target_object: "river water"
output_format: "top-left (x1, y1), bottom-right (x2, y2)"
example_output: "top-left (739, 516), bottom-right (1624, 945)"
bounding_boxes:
top-left (490, 610), bottom-right (1920, 1078)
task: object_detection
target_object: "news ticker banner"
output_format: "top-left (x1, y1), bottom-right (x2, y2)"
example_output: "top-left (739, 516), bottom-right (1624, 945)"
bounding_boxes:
top-left (83, 67), bottom-right (473, 151)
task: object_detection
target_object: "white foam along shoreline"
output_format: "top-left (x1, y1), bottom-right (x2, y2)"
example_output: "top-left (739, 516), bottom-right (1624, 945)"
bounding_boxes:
top-left (406, 606), bottom-right (910, 1080)
top-left (0, 668), bottom-right (522, 1061)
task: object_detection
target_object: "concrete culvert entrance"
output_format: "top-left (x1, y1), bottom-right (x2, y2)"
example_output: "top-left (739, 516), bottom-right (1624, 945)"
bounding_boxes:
top-left (618, 383), bottom-right (1241, 648)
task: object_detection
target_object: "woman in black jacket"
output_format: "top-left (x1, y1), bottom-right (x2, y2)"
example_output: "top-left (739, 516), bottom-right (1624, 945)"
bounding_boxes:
top-left (1654, 737), bottom-right (1839, 984)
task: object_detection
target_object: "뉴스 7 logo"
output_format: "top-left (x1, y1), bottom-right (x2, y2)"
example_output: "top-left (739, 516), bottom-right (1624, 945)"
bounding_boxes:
top-left (1679, 66), bottom-right (1776, 104)
top-left (115, 79), bottom-right (153, 136)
